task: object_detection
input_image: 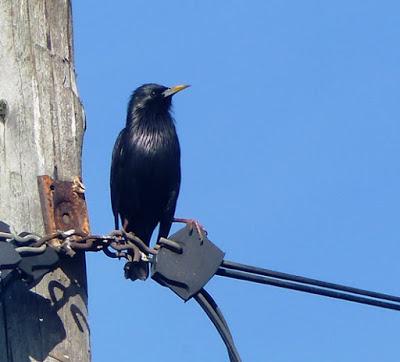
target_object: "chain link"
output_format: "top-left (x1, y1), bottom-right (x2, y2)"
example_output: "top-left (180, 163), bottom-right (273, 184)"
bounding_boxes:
top-left (0, 228), bottom-right (183, 264)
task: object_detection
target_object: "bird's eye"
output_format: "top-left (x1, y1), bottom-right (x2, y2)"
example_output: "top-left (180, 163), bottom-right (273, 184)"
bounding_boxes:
top-left (150, 90), bottom-right (157, 97)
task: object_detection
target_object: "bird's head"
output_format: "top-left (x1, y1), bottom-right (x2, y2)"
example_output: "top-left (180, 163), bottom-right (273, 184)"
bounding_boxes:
top-left (127, 83), bottom-right (189, 123)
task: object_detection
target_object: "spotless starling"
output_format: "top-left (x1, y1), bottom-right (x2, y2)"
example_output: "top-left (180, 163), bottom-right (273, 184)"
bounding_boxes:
top-left (110, 83), bottom-right (203, 281)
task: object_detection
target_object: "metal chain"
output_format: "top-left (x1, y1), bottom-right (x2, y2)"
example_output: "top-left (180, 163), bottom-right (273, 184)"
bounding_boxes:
top-left (0, 228), bottom-right (182, 263)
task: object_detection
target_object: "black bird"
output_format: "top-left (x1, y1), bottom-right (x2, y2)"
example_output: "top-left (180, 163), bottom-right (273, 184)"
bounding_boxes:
top-left (110, 83), bottom-right (190, 280)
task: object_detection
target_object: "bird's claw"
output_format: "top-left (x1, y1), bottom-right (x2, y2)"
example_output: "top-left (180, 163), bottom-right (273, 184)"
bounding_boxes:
top-left (173, 218), bottom-right (207, 241)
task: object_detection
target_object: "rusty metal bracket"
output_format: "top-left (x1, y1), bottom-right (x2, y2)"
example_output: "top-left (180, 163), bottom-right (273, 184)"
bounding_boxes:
top-left (37, 175), bottom-right (90, 248)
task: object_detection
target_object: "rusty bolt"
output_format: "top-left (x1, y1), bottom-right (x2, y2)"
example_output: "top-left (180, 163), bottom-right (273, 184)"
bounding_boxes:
top-left (0, 99), bottom-right (8, 122)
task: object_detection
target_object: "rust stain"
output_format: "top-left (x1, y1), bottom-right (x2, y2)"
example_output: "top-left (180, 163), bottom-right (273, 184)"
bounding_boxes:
top-left (37, 175), bottom-right (90, 247)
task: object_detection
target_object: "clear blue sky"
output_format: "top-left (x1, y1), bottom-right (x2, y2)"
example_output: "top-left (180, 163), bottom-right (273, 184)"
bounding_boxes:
top-left (73, 1), bottom-right (400, 361)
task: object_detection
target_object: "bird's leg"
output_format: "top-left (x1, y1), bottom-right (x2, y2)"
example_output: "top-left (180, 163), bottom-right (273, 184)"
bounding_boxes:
top-left (122, 218), bottom-right (130, 231)
top-left (173, 217), bottom-right (207, 241)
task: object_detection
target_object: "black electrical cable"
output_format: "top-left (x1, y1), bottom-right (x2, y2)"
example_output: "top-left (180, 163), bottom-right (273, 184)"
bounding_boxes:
top-left (222, 260), bottom-right (400, 304)
top-left (200, 289), bottom-right (234, 339)
top-left (194, 289), bottom-right (242, 362)
top-left (216, 268), bottom-right (400, 311)
top-left (199, 289), bottom-right (237, 361)
top-left (195, 290), bottom-right (240, 362)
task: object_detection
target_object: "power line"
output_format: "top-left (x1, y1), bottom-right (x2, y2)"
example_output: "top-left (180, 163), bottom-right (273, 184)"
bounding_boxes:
top-left (194, 289), bottom-right (241, 362)
top-left (217, 263), bottom-right (400, 311)
top-left (221, 260), bottom-right (400, 304)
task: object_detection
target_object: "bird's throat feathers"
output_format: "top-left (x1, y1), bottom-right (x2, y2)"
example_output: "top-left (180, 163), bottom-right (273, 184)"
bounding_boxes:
top-left (125, 106), bottom-right (178, 155)
top-left (127, 103), bottom-right (175, 129)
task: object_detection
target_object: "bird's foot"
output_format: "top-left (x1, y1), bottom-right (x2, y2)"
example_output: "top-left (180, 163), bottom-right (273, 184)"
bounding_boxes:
top-left (173, 217), bottom-right (207, 241)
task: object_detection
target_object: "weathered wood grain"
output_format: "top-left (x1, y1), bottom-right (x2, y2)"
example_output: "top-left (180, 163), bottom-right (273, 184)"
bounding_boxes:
top-left (0, 1), bottom-right (90, 361)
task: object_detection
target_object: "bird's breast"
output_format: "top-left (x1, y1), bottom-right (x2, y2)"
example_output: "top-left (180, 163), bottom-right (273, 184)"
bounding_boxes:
top-left (125, 125), bottom-right (180, 177)
top-left (135, 130), bottom-right (169, 155)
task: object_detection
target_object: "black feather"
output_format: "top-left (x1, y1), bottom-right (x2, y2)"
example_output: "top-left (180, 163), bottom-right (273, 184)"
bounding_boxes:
top-left (110, 83), bottom-right (184, 278)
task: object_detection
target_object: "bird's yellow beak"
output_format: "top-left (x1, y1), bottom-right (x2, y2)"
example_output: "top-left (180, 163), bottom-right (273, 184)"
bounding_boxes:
top-left (162, 84), bottom-right (190, 98)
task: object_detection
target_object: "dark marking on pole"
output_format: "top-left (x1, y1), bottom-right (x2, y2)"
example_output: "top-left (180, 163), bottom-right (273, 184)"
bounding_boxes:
top-left (0, 99), bottom-right (8, 123)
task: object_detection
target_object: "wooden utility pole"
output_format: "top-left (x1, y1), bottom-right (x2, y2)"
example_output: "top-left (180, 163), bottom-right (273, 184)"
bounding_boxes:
top-left (0, 1), bottom-right (90, 361)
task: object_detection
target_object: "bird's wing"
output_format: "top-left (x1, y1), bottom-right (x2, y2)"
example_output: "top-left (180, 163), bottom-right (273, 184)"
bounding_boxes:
top-left (110, 129), bottom-right (125, 229)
